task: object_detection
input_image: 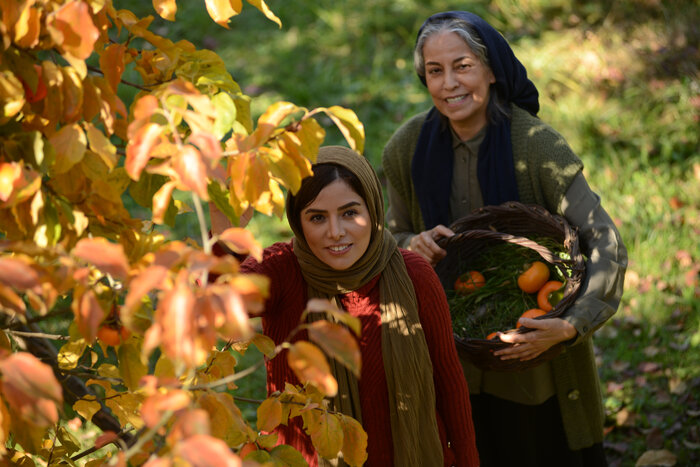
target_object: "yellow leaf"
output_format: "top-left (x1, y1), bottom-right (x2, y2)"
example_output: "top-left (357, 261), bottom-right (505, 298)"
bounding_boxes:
top-left (0, 71), bottom-right (25, 121)
top-left (324, 106), bottom-right (366, 154)
top-left (256, 397), bottom-right (282, 433)
top-left (86, 123), bottom-right (118, 169)
top-left (73, 398), bottom-right (102, 422)
top-left (246, 0), bottom-right (282, 28)
top-left (339, 415), bottom-right (368, 467)
top-left (308, 411), bottom-right (343, 460)
top-left (105, 391), bottom-right (144, 429)
top-left (117, 339), bottom-right (148, 392)
top-left (251, 101), bottom-right (301, 148)
top-left (197, 392), bottom-right (251, 447)
top-left (260, 146), bottom-right (303, 194)
top-left (204, 0), bottom-right (242, 28)
top-left (14, 5), bottom-right (41, 49)
top-left (153, 0), bottom-right (177, 21)
top-left (287, 342), bottom-right (337, 397)
top-left (61, 66), bottom-right (84, 122)
top-left (49, 123), bottom-right (87, 175)
top-left (57, 338), bottom-right (87, 370)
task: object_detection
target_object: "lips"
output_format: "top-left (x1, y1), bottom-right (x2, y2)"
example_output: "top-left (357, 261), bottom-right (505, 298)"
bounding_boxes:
top-left (327, 244), bottom-right (352, 255)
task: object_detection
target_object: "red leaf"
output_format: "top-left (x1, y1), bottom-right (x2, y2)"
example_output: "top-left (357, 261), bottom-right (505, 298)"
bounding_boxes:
top-left (124, 265), bottom-right (169, 312)
top-left (95, 431), bottom-right (120, 449)
top-left (73, 238), bottom-right (130, 280)
top-left (0, 352), bottom-right (63, 403)
top-left (217, 227), bottom-right (262, 262)
top-left (74, 288), bottom-right (105, 342)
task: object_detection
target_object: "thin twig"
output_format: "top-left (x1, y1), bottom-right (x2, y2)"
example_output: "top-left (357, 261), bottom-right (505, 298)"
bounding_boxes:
top-left (5, 329), bottom-right (69, 340)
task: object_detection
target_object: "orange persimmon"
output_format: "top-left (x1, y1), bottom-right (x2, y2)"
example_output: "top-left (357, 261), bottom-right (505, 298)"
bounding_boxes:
top-left (537, 280), bottom-right (564, 312)
top-left (517, 261), bottom-right (550, 293)
top-left (454, 270), bottom-right (486, 295)
top-left (516, 308), bottom-right (547, 328)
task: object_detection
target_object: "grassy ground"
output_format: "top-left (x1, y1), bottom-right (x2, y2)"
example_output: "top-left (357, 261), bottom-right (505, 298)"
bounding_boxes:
top-left (115, 1), bottom-right (699, 465)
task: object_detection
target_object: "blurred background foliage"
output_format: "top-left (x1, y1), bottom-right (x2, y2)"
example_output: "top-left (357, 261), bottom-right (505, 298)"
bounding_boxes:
top-left (114, 0), bottom-right (698, 464)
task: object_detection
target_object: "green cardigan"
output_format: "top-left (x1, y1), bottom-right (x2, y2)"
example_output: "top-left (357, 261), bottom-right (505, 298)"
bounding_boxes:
top-left (382, 105), bottom-right (608, 450)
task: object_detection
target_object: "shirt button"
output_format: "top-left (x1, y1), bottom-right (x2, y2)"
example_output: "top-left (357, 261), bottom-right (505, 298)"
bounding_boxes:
top-left (568, 389), bottom-right (580, 401)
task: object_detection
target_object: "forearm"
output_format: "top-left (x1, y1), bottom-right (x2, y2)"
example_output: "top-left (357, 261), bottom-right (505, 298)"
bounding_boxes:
top-left (560, 173), bottom-right (628, 343)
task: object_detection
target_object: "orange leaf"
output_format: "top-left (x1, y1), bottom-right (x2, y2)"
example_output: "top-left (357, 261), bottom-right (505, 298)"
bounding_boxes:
top-left (0, 256), bottom-right (40, 291)
top-left (0, 283), bottom-right (27, 315)
top-left (168, 408), bottom-right (211, 443)
top-left (100, 43), bottom-right (126, 93)
top-left (209, 288), bottom-right (253, 341)
top-left (175, 434), bottom-right (242, 467)
top-left (0, 162), bottom-right (21, 202)
top-left (287, 341), bottom-right (337, 397)
top-left (153, 0), bottom-right (177, 21)
top-left (14, 5), bottom-right (41, 49)
top-left (174, 145), bottom-right (209, 200)
top-left (217, 227), bottom-right (262, 262)
top-left (95, 431), bottom-right (119, 449)
top-left (152, 180), bottom-right (177, 225)
top-left (61, 66), bottom-right (84, 122)
top-left (141, 389), bottom-right (191, 428)
top-left (339, 415), bottom-right (368, 467)
top-left (158, 273), bottom-right (201, 367)
top-left (73, 237), bottom-right (130, 280)
top-left (73, 288), bottom-right (105, 342)
top-left (307, 321), bottom-right (361, 377)
top-left (249, 102), bottom-right (300, 148)
top-left (204, 0), bottom-right (242, 28)
top-left (256, 397), bottom-right (282, 433)
top-left (49, 0), bottom-right (100, 60)
top-left (124, 264), bottom-right (169, 313)
top-left (0, 353), bottom-right (63, 426)
top-left (125, 122), bottom-right (164, 180)
top-left (246, 0), bottom-right (282, 28)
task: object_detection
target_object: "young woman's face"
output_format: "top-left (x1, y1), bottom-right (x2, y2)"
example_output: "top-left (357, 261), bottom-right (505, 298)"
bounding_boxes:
top-left (300, 179), bottom-right (372, 270)
top-left (423, 31), bottom-right (496, 139)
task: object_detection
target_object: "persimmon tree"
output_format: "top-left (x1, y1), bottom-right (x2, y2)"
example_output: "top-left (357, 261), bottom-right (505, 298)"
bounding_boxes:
top-left (0, 0), bottom-right (367, 465)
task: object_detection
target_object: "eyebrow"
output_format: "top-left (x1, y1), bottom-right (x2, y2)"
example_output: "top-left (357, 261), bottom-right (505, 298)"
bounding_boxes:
top-left (426, 56), bottom-right (470, 67)
top-left (304, 201), bottom-right (361, 215)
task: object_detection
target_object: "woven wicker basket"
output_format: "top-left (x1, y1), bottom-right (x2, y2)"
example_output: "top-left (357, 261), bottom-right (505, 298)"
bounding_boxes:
top-left (434, 202), bottom-right (585, 371)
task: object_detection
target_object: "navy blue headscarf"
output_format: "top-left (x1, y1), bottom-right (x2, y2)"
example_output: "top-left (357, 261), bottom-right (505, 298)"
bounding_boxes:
top-left (411, 11), bottom-right (539, 229)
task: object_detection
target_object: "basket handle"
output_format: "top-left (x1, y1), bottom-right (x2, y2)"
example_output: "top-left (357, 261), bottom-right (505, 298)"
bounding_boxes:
top-left (437, 229), bottom-right (564, 265)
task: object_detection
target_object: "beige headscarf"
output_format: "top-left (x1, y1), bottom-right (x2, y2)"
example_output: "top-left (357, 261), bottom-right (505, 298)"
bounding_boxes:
top-left (287, 146), bottom-right (443, 466)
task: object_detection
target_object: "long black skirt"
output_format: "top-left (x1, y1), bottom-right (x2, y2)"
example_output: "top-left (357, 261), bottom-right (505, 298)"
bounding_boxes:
top-left (470, 393), bottom-right (608, 467)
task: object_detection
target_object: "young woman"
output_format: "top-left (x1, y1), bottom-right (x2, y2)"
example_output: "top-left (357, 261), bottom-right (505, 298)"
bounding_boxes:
top-left (382, 11), bottom-right (627, 467)
top-left (239, 146), bottom-right (479, 466)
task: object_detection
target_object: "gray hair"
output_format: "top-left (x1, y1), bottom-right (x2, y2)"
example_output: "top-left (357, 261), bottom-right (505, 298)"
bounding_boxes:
top-left (414, 17), bottom-right (509, 123)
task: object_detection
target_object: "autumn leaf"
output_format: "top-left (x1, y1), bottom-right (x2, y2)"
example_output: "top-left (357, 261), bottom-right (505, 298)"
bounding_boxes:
top-left (175, 434), bottom-right (243, 466)
top-left (153, 0), bottom-right (177, 21)
top-left (321, 106), bottom-right (365, 154)
top-left (287, 341), bottom-right (338, 397)
top-left (0, 256), bottom-right (41, 291)
top-left (72, 288), bottom-right (105, 342)
top-left (141, 389), bottom-right (191, 428)
top-left (204, 0), bottom-right (243, 28)
top-left (246, 0), bottom-right (282, 28)
top-left (49, 123), bottom-right (87, 175)
top-left (168, 408), bottom-right (211, 443)
top-left (307, 321), bottom-right (361, 377)
top-left (256, 397), bottom-right (282, 433)
top-left (72, 237), bottom-right (130, 280)
top-left (218, 227), bottom-right (262, 262)
top-left (126, 122), bottom-right (165, 180)
top-left (339, 415), bottom-right (368, 467)
top-left (47, 0), bottom-right (100, 60)
top-left (307, 411), bottom-right (343, 460)
top-left (100, 43), bottom-right (127, 93)
top-left (174, 144), bottom-right (209, 200)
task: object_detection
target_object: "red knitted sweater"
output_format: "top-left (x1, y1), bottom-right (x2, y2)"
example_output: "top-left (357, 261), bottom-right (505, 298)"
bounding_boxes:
top-left (241, 241), bottom-right (479, 467)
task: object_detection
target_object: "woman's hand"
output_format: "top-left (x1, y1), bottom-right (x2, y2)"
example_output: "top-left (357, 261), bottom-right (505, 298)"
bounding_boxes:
top-left (494, 318), bottom-right (577, 361)
top-left (408, 224), bottom-right (455, 266)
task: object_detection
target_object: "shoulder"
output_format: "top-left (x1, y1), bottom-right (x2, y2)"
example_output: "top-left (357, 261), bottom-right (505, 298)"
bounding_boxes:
top-left (400, 249), bottom-right (443, 289)
top-left (241, 240), bottom-right (296, 272)
top-left (511, 105), bottom-right (575, 152)
top-left (382, 111), bottom-right (431, 160)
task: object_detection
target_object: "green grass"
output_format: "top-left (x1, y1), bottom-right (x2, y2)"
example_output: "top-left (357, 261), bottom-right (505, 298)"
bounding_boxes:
top-left (112, 1), bottom-right (699, 464)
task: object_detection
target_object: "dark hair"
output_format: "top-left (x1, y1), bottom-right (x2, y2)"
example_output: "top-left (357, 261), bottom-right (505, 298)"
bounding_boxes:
top-left (414, 16), bottom-right (510, 124)
top-left (286, 163), bottom-right (366, 236)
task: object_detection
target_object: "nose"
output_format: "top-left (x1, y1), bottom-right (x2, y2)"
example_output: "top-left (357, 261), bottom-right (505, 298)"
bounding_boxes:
top-left (443, 69), bottom-right (458, 90)
top-left (328, 216), bottom-right (345, 239)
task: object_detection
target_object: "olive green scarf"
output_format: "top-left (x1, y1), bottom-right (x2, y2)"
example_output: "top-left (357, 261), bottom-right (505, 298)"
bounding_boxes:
top-left (289, 146), bottom-right (443, 466)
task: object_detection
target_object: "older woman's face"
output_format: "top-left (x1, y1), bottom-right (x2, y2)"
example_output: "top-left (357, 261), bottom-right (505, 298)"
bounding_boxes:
top-left (300, 179), bottom-right (372, 270)
top-left (423, 31), bottom-right (495, 140)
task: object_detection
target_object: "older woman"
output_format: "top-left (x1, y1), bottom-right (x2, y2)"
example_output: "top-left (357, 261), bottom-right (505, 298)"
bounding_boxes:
top-left (382, 11), bottom-right (627, 467)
